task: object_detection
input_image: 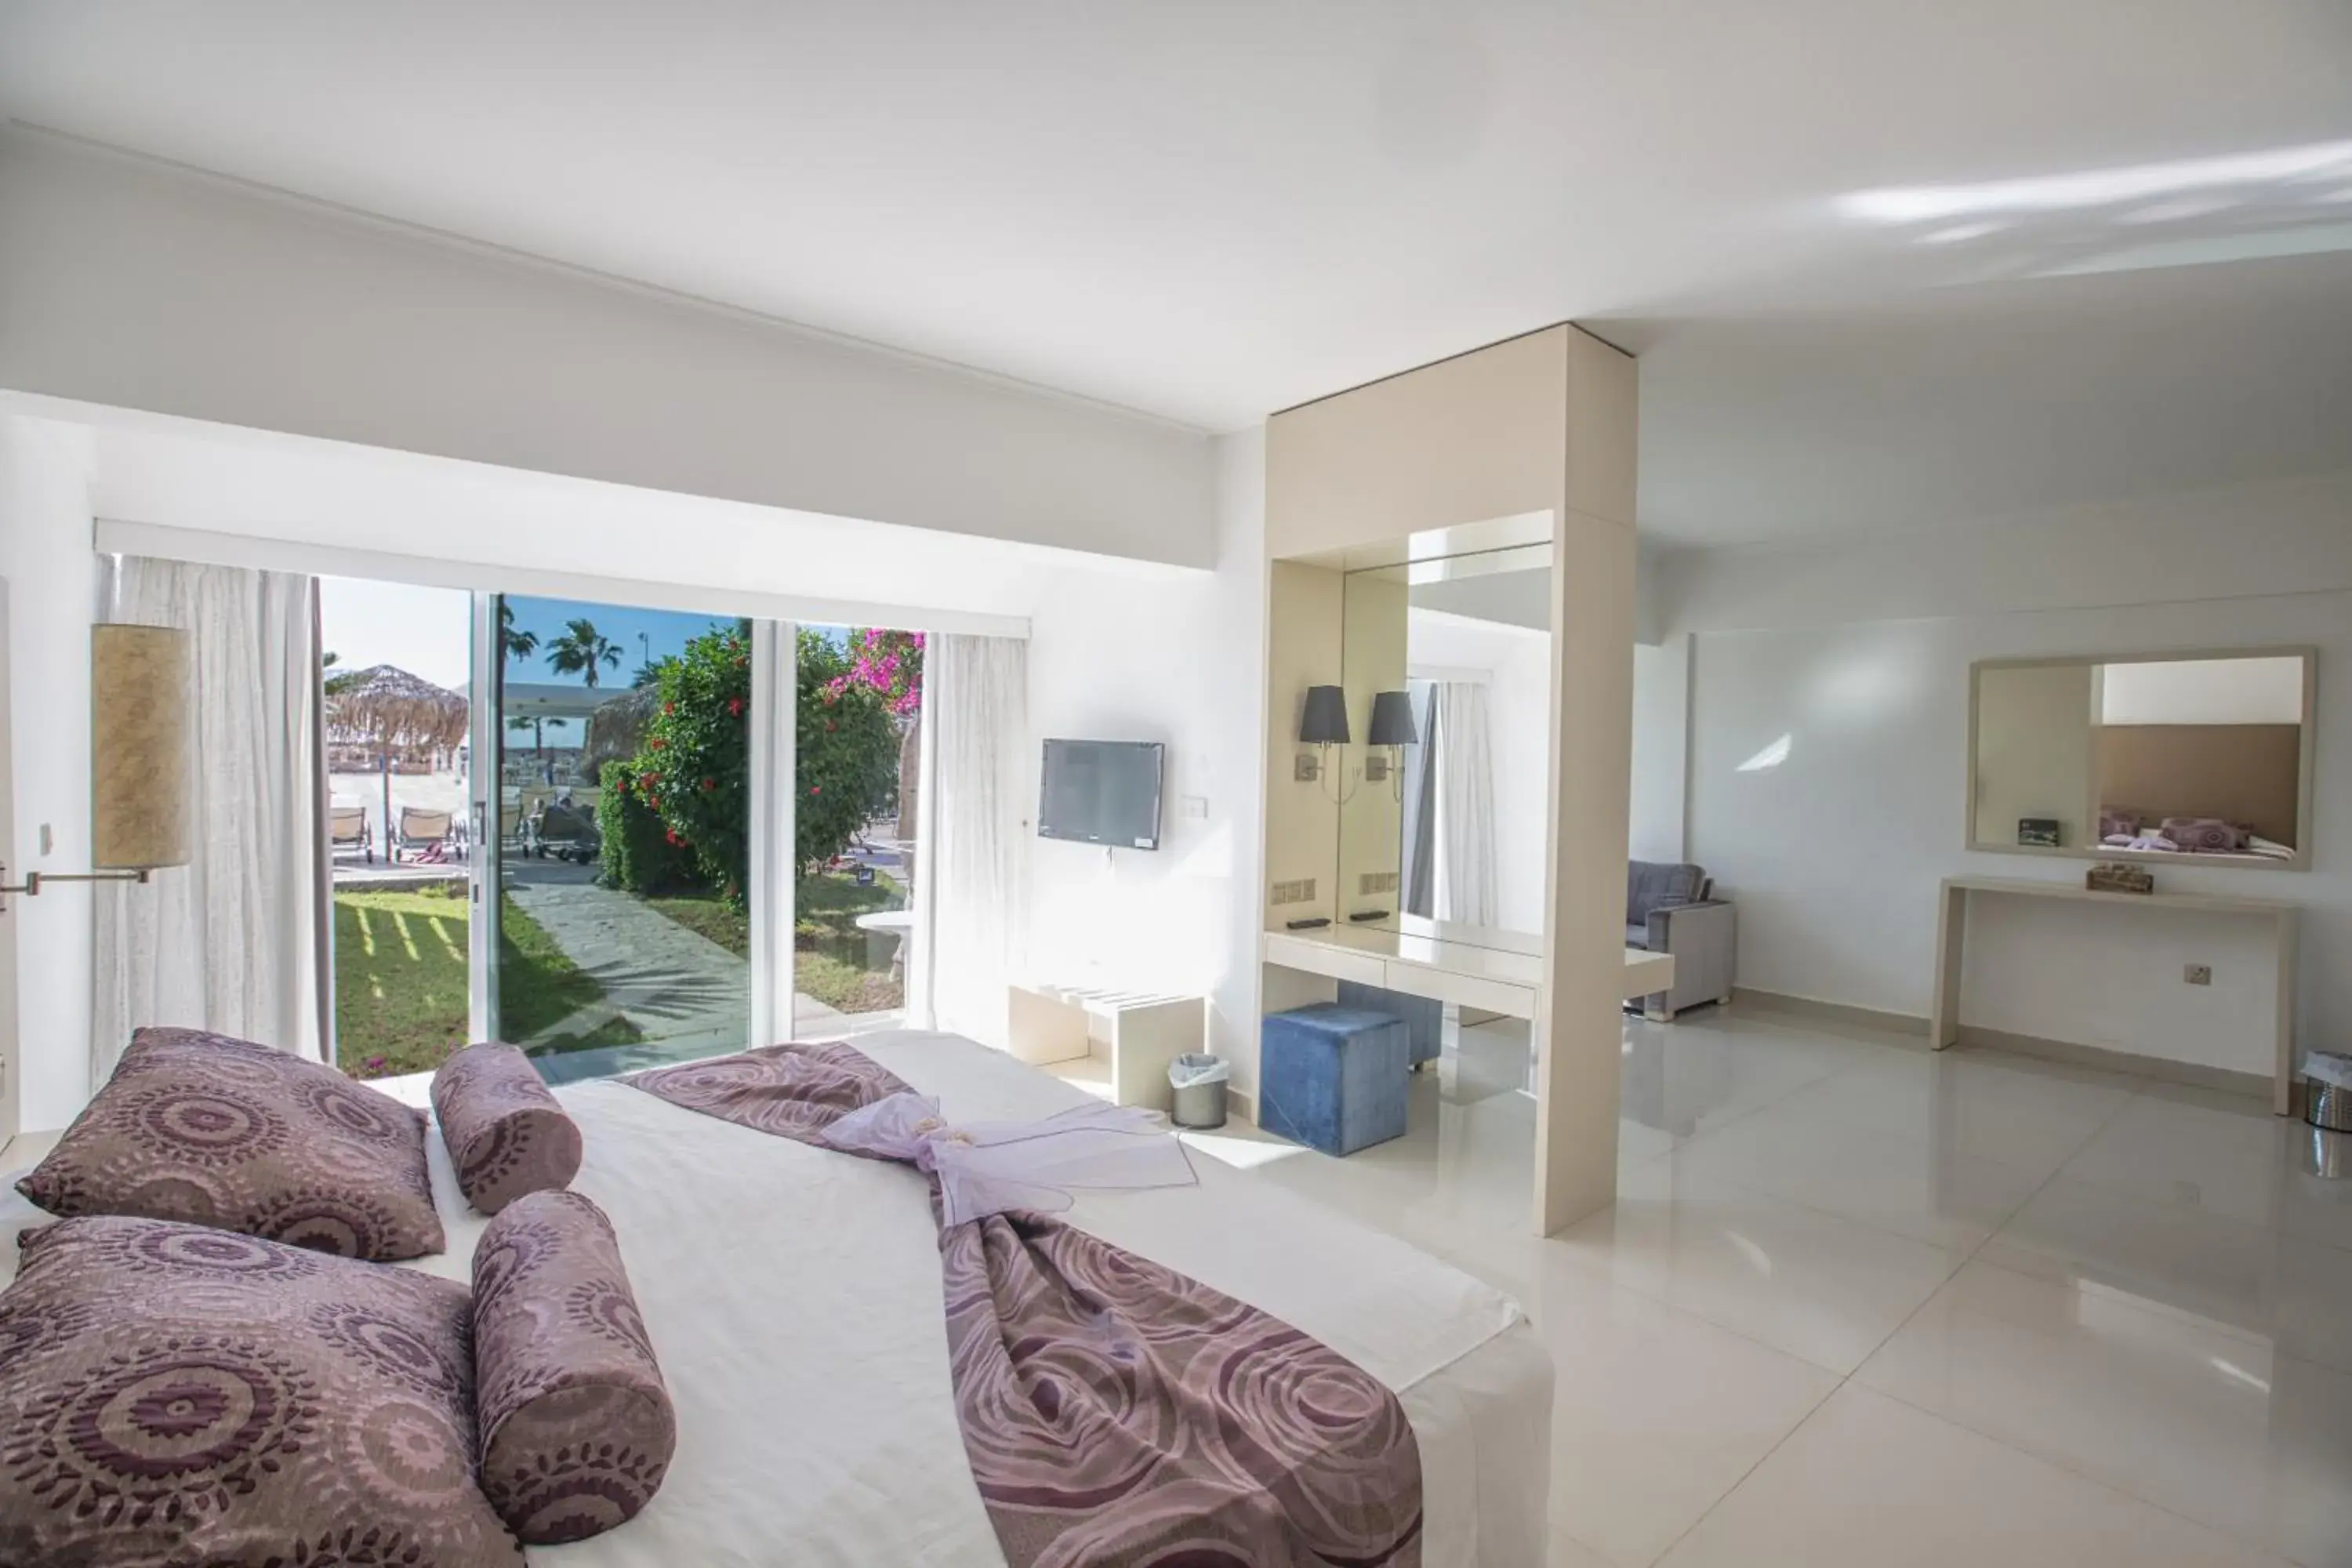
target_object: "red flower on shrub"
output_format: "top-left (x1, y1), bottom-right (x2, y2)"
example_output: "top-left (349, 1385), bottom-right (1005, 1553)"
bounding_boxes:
top-left (649, 737), bottom-right (666, 750)
top-left (728, 697), bottom-right (744, 717)
top-left (809, 784), bottom-right (821, 795)
top-left (701, 777), bottom-right (717, 792)
top-left (662, 702), bottom-right (676, 716)
top-left (664, 828), bottom-right (685, 847)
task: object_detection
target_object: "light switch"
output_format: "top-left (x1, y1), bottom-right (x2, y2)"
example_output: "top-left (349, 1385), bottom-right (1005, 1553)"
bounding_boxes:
top-left (1181, 796), bottom-right (1208, 820)
top-left (38, 824), bottom-right (53, 855)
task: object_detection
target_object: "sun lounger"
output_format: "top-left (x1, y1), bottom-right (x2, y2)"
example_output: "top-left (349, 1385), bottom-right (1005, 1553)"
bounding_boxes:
top-left (329, 803), bottom-right (373, 863)
top-left (393, 806), bottom-right (460, 863)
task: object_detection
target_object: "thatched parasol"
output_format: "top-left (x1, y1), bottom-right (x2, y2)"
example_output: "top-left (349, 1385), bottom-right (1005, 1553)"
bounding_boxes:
top-left (327, 665), bottom-right (468, 760)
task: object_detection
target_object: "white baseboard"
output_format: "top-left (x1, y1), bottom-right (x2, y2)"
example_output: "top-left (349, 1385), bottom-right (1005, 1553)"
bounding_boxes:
top-left (1733, 988), bottom-right (1930, 1040)
top-left (1736, 989), bottom-right (2274, 1103)
top-left (1953, 1025), bottom-right (2273, 1102)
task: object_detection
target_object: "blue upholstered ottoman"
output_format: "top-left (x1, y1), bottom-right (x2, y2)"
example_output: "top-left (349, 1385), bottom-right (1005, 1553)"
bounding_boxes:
top-left (1260, 1004), bottom-right (1410, 1156)
top-left (1337, 981), bottom-right (1442, 1067)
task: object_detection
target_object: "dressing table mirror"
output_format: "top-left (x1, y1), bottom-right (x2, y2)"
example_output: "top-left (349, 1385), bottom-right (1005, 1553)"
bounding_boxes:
top-left (1333, 539), bottom-right (1552, 953)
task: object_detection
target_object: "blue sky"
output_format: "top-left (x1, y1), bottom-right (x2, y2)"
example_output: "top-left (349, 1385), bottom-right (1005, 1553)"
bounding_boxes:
top-left (500, 595), bottom-right (738, 687)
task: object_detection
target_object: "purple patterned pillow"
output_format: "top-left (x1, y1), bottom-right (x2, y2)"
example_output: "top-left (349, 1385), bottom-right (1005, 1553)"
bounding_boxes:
top-left (15, 1025), bottom-right (445, 1261)
top-left (433, 1043), bottom-right (583, 1214)
top-left (2161, 816), bottom-right (2250, 853)
top-left (0, 1215), bottom-right (521, 1566)
top-left (472, 1189), bottom-right (674, 1544)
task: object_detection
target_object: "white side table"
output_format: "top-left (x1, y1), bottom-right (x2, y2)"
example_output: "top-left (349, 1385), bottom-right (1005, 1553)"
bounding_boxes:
top-left (1006, 984), bottom-right (1207, 1115)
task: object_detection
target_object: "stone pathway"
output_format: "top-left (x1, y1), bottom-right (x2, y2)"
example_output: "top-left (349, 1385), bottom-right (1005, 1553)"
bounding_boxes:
top-left (499, 861), bottom-right (891, 1085)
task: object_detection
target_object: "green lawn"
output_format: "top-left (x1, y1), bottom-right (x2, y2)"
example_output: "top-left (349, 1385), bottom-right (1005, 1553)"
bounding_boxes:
top-left (332, 887), bottom-right (641, 1079)
top-left (639, 873), bottom-right (905, 1014)
top-left (795, 872), bottom-right (904, 1014)
top-left (641, 891), bottom-right (750, 958)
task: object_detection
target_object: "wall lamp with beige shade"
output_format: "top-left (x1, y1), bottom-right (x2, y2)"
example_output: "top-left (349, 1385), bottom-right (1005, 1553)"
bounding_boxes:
top-left (0, 624), bottom-right (191, 907)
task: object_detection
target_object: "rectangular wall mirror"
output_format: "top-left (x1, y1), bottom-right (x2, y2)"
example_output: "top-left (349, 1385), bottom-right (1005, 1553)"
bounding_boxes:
top-left (1334, 539), bottom-right (1553, 950)
top-left (1968, 648), bottom-right (2316, 869)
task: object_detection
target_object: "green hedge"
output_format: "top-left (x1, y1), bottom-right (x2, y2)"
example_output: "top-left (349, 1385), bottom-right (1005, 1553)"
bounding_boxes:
top-left (596, 760), bottom-right (697, 895)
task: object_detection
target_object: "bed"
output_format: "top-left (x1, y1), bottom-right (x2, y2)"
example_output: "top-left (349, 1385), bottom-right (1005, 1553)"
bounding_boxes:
top-left (2, 1029), bottom-right (1552, 1566)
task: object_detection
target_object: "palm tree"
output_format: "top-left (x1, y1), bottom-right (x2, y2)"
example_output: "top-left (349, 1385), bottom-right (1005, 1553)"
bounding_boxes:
top-left (546, 618), bottom-right (622, 689)
top-left (497, 600), bottom-right (539, 664)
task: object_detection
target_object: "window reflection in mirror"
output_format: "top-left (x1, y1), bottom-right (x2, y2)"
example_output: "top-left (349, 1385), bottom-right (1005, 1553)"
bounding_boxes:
top-left (1337, 543), bottom-right (1553, 947)
top-left (1968, 650), bottom-right (2312, 867)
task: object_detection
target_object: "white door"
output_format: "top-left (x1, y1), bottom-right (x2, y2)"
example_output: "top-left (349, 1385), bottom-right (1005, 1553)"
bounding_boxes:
top-left (0, 579), bottom-right (20, 1138)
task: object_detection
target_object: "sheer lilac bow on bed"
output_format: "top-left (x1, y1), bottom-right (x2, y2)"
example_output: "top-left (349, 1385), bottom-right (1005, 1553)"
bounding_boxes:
top-left (818, 1092), bottom-right (1200, 1228)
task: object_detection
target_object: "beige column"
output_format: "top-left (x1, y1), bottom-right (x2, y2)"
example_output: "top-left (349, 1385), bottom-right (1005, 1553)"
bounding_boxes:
top-left (1535, 328), bottom-right (1640, 1232)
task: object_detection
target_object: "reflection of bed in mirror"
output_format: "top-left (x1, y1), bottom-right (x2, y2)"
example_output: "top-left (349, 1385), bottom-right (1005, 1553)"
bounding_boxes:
top-left (1968, 648), bottom-right (2315, 869)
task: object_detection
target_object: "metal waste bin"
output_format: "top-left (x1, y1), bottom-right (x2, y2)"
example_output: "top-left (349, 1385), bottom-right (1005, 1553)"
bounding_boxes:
top-left (2305, 1052), bottom-right (2352, 1179)
top-left (1169, 1053), bottom-right (1229, 1131)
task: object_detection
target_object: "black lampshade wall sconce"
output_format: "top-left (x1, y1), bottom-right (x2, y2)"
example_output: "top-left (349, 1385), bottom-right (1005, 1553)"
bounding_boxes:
top-left (1367, 689), bottom-right (1419, 799)
top-left (1296, 684), bottom-right (1350, 794)
top-left (1297, 684), bottom-right (1417, 804)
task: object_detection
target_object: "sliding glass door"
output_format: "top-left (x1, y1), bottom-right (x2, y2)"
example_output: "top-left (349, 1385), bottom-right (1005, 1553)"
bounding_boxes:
top-left (323, 577), bottom-right (937, 1085)
top-left (474, 594), bottom-right (756, 1083)
top-left (790, 626), bottom-right (923, 1036)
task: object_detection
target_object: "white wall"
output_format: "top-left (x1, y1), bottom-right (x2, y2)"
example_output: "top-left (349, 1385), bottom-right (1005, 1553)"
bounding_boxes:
top-left (1630, 635), bottom-right (1690, 865)
top-left (1671, 470), bottom-right (2352, 1078)
top-left (1020, 430), bottom-right (1269, 1098)
top-left (0, 416), bottom-right (100, 1131)
top-left (1406, 607), bottom-right (1551, 932)
top-left (0, 129), bottom-right (1216, 569)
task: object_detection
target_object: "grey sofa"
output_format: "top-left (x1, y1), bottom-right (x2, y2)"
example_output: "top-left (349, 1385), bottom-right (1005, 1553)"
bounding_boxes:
top-left (1626, 861), bottom-right (1736, 1022)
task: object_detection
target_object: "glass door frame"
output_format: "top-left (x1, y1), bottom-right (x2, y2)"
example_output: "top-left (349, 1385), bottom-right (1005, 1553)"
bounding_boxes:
top-left (466, 593), bottom-right (797, 1057)
top-left (465, 593), bottom-right (503, 1042)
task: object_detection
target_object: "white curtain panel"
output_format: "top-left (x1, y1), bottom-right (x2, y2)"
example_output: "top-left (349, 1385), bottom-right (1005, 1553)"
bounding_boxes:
top-left (1431, 681), bottom-right (1499, 927)
top-left (93, 557), bottom-right (328, 1083)
top-left (915, 633), bottom-right (1028, 1046)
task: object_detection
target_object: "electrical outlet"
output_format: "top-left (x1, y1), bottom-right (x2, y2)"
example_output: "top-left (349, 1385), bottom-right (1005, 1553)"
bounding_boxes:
top-left (1293, 753), bottom-right (1319, 782)
top-left (2184, 964), bottom-right (2212, 986)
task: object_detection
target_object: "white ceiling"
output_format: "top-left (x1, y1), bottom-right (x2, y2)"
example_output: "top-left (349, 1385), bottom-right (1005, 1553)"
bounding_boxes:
top-left (5, 1), bottom-right (2350, 548)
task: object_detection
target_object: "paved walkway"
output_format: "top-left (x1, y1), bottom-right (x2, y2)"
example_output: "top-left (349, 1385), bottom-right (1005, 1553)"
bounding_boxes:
top-left (499, 861), bottom-right (892, 1084)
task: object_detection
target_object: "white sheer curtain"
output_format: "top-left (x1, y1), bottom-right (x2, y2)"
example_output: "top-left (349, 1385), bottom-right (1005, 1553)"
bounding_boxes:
top-left (1431, 681), bottom-right (1498, 927)
top-left (93, 557), bottom-right (328, 1083)
top-left (913, 634), bottom-right (1027, 1046)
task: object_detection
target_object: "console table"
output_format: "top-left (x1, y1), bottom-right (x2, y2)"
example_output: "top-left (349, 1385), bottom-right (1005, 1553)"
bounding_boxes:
top-left (1929, 876), bottom-right (2299, 1113)
top-left (1261, 926), bottom-right (1675, 1018)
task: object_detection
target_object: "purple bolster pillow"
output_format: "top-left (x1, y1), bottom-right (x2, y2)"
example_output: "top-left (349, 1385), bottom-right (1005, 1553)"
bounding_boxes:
top-left (471, 1189), bottom-right (675, 1544)
top-left (432, 1042), bottom-right (583, 1214)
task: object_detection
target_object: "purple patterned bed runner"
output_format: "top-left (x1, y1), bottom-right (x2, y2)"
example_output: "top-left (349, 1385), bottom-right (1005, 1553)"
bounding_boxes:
top-left (626, 1043), bottom-right (1424, 1567)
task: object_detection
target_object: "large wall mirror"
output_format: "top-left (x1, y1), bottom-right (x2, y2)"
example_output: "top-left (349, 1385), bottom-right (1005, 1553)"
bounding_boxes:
top-left (1968, 648), bottom-right (2317, 869)
top-left (1331, 537), bottom-right (1553, 951)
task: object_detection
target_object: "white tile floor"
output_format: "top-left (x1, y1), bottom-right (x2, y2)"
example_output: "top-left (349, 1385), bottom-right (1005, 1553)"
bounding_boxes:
top-left (1186, 1007), bottom-right (2352, 1568)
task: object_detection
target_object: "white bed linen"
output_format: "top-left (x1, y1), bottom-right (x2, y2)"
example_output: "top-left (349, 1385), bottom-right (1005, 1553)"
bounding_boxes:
top-left (0, 1033), bottom-right (1553, 1566)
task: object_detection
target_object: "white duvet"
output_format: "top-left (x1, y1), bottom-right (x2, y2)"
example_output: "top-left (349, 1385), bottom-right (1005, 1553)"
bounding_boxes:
top-left (2, 1031), bottom-right (1554, 1566)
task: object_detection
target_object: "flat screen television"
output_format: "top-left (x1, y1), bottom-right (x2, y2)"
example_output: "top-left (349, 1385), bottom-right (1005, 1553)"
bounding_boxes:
top-left (1039, 739), bottom-right (1165, 850)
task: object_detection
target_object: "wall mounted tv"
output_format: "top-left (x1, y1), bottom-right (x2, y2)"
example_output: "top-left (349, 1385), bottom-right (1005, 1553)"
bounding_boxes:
top-left (1039, 739), bottom-right (1165, 850)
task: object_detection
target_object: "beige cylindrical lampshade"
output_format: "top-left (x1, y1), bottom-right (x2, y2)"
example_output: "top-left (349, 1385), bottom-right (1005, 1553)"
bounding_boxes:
top-left (92, 623), bottom-right (193, 870)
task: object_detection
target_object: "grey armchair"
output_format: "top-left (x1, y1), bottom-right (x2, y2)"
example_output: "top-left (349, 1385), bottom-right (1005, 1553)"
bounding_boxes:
top-left (1625, 861), bottom-right (1736, 1022)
